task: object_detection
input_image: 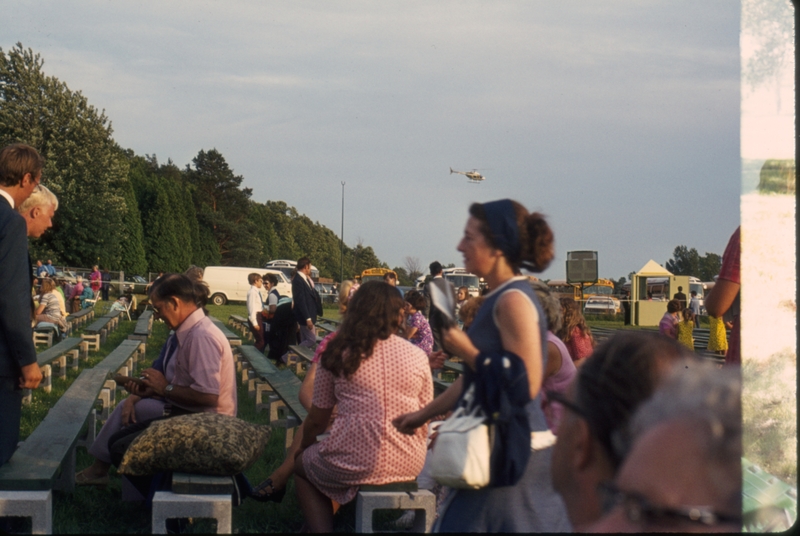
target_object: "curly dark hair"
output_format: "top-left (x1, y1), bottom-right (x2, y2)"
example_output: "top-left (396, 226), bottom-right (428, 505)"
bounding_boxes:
top-left (404, 289), bottom-right (427, 311)
top-left (320, 281), bottom-right (405, 378)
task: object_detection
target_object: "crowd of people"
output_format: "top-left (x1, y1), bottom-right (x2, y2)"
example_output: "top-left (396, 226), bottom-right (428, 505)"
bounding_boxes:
top-left (0, 141), bottom-right (744, 533)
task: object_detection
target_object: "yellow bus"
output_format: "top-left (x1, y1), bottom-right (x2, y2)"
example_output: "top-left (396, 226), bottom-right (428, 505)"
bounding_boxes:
top-left (547, 278), bottom-right (616, 300)
top-left (357, 268), bottom-right (397, 284)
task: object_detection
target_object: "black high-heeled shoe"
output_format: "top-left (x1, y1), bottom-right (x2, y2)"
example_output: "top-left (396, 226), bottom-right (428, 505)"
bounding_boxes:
top-left (250, 478), bottom-right (286, 503)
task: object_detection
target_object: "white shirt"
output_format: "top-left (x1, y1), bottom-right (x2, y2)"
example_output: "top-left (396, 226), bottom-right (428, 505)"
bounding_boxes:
top-left (246, 285), bottom-right (263, 326)
top-left (0, 188), bottom-right (15, 209)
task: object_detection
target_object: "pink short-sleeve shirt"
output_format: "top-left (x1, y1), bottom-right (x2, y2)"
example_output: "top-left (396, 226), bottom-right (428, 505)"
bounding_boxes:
top-left (172, 308), bottom-right (237, 416)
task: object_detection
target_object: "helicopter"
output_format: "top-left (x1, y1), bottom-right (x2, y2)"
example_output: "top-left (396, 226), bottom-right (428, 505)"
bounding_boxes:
top-left (449, 167), bottom-right (485, 183)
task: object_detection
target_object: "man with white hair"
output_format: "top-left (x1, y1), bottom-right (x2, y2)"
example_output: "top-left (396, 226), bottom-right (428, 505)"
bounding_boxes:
top-left (589, 362), bottom-right (742, 532)
top-left (18, 185), bottom-right (58, 238)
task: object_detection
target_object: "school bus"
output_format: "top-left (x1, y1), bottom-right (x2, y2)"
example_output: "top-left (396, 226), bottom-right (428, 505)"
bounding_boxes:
top-left (357, 268), bottom-right (397, 284)
top-left (547, 278), bottom-right (616, 300)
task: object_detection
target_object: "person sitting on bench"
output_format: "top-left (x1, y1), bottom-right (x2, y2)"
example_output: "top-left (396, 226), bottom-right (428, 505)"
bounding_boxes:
top-left (293, 281), bottom-right (432, 533)
top-left (76, 273), bottom-right (237, 486)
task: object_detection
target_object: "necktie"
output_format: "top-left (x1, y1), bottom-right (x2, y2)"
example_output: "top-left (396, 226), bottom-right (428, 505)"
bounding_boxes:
top-left (162, 334), bottom-right (179, 372)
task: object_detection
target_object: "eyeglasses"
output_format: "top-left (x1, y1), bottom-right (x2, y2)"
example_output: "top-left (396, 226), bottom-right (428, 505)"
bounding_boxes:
top-left (546, 390), bottom-right (589, 420)
top-left (597, 480), bottom-right (742, 528)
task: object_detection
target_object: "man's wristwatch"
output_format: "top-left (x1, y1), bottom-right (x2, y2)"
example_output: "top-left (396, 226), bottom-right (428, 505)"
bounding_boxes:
top-left (164, 384), bottom-right (174, 397)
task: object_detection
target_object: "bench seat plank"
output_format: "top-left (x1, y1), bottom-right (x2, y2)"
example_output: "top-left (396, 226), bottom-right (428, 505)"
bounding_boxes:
top-left (133, 310), bottom-right (153, 337)
top-left (84, 316), bottom-right (114, 335)
top-left (95, 339), bottom-right (142, 373)
top-left (0, 368), bottom-right (109, 490)
top-left (210, 317), bottom-right (242, 345)
top-left (36, 338), bottom-right (84, 367)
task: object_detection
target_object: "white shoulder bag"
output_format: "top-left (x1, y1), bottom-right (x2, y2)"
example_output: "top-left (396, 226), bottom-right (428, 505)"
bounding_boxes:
top-left (430, 383), bottom-right (492, 489)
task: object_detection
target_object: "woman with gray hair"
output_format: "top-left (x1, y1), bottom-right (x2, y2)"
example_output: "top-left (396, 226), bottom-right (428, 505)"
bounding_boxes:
top-left (530, 279), bottom-right (577, 434)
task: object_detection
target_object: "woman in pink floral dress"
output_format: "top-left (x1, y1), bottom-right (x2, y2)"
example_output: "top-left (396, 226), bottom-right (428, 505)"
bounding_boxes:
top-left (294, 281), bottom-right (433, 533)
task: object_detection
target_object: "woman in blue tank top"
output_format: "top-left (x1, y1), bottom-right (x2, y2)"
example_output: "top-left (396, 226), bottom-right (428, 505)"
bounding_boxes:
top-left (393, 199), bottom-right (571, 532)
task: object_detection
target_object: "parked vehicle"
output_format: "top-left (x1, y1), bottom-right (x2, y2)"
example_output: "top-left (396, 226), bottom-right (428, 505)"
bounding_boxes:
top-left (584, 296), bottom-right (620, 315)
top-left (264, 260), bottom-right (320, 281)
top-left (109, 275), bottom-right (149, 295)
top-left (442, 267), bottom-right (480, 297)
top-left (204, 266), bottom-right (293, 306)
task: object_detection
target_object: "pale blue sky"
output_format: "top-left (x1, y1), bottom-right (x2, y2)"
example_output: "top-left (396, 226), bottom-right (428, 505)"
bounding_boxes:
top-left (3, 1), bottom-right (741, 280)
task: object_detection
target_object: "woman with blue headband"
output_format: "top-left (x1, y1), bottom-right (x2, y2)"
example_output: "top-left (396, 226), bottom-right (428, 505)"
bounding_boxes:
top-left (394, 199), bottom-right (571, 532)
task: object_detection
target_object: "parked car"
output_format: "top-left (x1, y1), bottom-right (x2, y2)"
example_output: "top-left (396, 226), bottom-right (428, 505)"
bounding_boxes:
top-left (108, 275), bottom-right (150, 295)
top-left (584, 296), bottom-right (621, 315)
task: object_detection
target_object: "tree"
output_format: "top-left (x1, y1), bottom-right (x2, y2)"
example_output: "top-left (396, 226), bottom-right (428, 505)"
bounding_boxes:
top-left (698, 253), bottom-right (722, 282)
top-left (393, 266), bottom-right (413, 286)
top-left (665, 246), bottom-right (701, 277)
top-left (404, 256), bottom-right (422, 281)
top-left (665, 246), bottom-right (721, 281)
top-left (0, 43), bottom-right (138, 269)
top-left (185, 149), bottom-right (257, 266)
top-left (612, 276), bottom-right (627, 293)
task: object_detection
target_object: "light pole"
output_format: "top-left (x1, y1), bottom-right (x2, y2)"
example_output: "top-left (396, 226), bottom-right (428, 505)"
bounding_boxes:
top-left (340, 181), bottom-right (345, 283)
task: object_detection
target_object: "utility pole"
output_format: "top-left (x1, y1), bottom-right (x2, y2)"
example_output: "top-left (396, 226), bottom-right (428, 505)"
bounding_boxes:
top-left (340, 181), bottom-right (345, 283)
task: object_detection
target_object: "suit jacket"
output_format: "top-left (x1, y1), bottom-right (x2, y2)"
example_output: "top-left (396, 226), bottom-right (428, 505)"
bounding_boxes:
top-left (0, 196), bottom-right (37, 377)
top-left (292, 272), bottom-right (320, 325)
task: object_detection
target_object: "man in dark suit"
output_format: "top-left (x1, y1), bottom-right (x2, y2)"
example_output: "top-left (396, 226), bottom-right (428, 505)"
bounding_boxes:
top-left (425, 261), bottom-right (456, 352)
top-left (292, 257), bottom-right (321, 348)
top-left (0, 143), bottom-right (44, 467)
top-left (672, 286), bottom-right (688, 311)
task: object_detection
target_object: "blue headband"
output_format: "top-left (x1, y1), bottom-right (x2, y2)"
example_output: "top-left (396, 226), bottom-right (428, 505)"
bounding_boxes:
top-left (482, 199), bottom-right (521, 263)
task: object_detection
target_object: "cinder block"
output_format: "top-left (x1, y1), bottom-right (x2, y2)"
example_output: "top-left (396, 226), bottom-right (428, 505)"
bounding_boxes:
top-left (151, 492), bottom-right (231, 534)
top-left (0, 490), bottom-right (52, 535)
top-left (355, 490), bottom-right (436, 533)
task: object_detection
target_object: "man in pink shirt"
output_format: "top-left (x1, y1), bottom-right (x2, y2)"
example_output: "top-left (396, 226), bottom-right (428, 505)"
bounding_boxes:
top-left (140, 273), bottom-right (237, 416)
top-left (76, 273), bottom-right (236, 486)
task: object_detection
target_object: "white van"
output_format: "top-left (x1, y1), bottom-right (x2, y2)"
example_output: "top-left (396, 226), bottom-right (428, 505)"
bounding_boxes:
top-left (264, 259), bottom-right (320, 280)
top-left (203, 266), bottom-right (293, 306)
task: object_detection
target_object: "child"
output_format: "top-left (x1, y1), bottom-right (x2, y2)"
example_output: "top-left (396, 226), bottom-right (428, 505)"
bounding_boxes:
top-left (402, 289), bottom-right (433, 354)
top-left (676, 308), bottom-right (695, 350)
top-left (707, 315), bottom-right (728, 356)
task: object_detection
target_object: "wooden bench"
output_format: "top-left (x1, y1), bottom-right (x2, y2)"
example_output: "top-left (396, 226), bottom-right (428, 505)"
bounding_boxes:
top-left (92, 339), bottom-right (145, 420)
top-left (238, 346), bottom-right (307, 450)
top-left (127, 310), bottom-right (154, 345)
top-left (319, 316), bottom-right (341, 326)
top-left (209, 317), bottom-right (242, 347)
top-left (32, 324), bottom-right (61, 348)
top-left (81, 314), bottom-right (119, 351)
top-left (228, 315), bottom-right (251, 340)
top-left (65, 307), bottom-right (94, 330)
top-left (315, 321), bottom-right (338, 335)
top-left (24, 338), bottom-right (89, 403)
top-left (287, 344), bottom-right (315, 374)
top-left (0, 367), bottom-right (113, 533)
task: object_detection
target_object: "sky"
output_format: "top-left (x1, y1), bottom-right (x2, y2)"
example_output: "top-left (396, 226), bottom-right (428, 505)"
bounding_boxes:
top-left (2, 1), bottom-right (742, 280)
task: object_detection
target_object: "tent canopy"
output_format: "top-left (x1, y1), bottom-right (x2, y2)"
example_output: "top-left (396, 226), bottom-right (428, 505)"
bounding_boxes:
top-left (635, 260), bottom-right (673, 277)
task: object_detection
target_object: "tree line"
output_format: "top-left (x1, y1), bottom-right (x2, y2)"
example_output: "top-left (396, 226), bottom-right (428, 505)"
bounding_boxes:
top-left (0, 43), bottom-right (392, 281)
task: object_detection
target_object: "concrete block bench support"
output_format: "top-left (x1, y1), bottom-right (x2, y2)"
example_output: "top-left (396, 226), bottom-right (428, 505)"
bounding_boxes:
top-left (151, 493), bottom-right (231, 534)
top-left (0, 491), bottom-right (52, 534)
top-left (151, 473), bottom-right (233, 534)
top-left (355, 485), bottom-right (436, 533)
